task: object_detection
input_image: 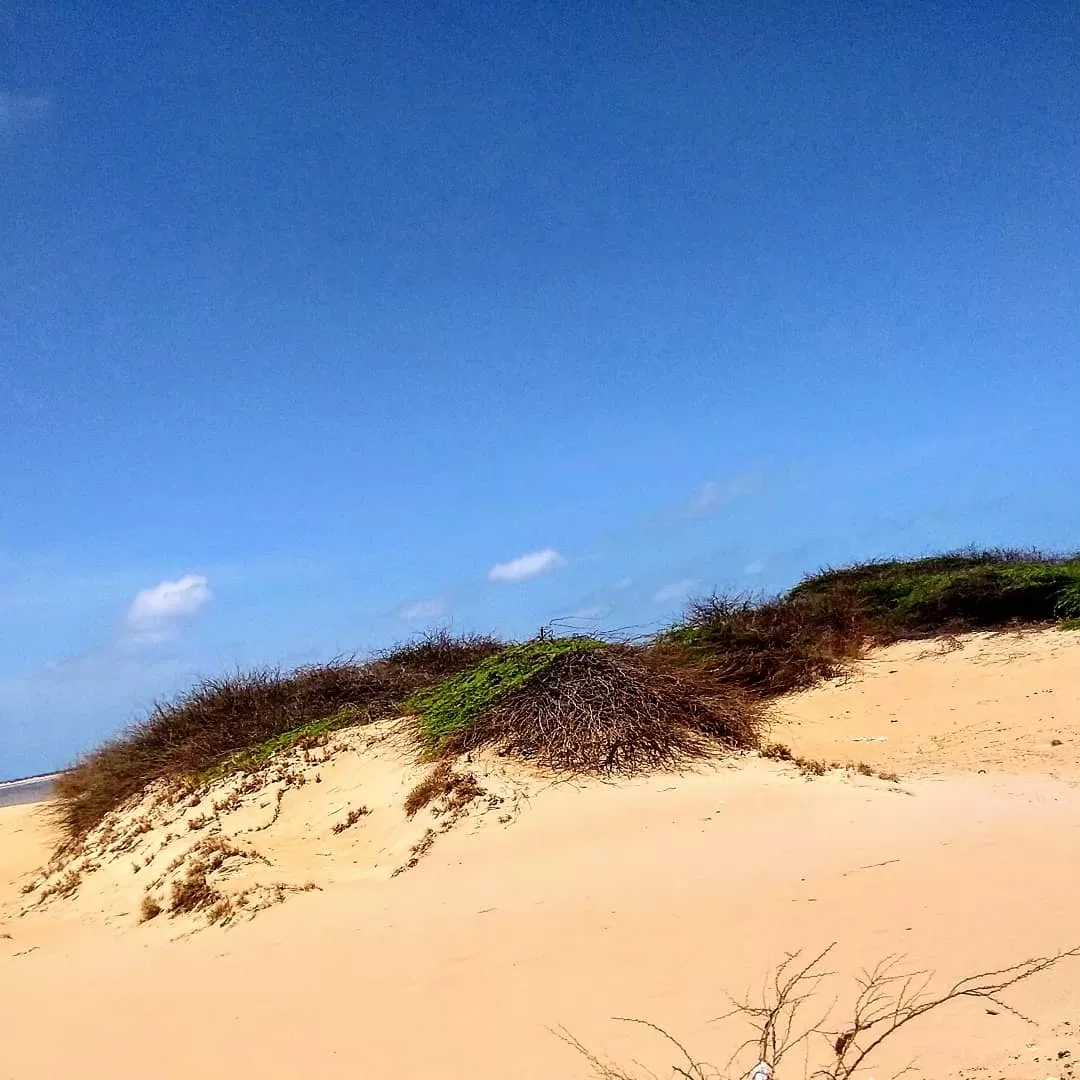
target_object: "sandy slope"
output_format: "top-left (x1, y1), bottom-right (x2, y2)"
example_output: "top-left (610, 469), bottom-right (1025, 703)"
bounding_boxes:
top-left (3, 628), bottom-right (1080, 1080)
top-left (766, 629), bottom-right (1080, 778)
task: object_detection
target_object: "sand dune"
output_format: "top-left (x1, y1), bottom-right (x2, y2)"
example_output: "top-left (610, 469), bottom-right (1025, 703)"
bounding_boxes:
top-left (3, 628), bottom-right (1080, 1080)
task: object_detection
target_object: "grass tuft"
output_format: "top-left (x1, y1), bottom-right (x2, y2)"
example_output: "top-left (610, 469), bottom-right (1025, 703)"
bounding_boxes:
top-left (332, 806), bottom-right (371, 834)
top-left (139, 893), bottom-right (162, 922)
top-left (404, 762), bottom-right (487, 817)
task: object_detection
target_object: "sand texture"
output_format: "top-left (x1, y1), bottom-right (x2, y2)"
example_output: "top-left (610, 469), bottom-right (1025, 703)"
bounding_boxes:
top-left (3, 628), bottom-right (1080, 1080)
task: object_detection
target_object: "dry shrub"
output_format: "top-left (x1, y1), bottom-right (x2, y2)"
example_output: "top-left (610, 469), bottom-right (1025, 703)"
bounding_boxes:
top-left (565, 943), bottom-right (1080, 1080)
top-left (760, 742), bottom-right (794, 761)
top-left (54, 630), bottom-right (503, 841)
top-left (164, 836), bottom-right (250, 918)
top-left (666, 592), bottom-right (864, 698)
top-left (374, 630), bottom-right (504, 684)
top-left (34, 869), bottom-right (81, 902)
top-left (139, 893), bottom-right (162, 922)
top-left (169, 868), bottom-right (220, 915)
top-left (404, 763), bottom-right (452, 817)
top-left (332, 806), bottom-right (371, 833)
top-left (404, 763), bottom-right (485, 817)
top-left (437, 645), bottom-right (757, 774)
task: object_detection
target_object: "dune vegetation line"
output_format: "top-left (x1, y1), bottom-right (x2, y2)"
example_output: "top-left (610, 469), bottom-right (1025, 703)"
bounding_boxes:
top-left (53, 548), bottom-right (1080, 842)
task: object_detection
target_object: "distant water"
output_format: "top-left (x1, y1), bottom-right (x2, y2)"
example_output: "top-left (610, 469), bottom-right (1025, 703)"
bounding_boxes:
top-left (0, 777), bottom-right (56, 808)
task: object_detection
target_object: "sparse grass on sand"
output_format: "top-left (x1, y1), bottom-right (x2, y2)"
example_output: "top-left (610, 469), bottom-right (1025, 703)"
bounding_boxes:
top-left (54, 630), bottom-right (502, 839)
top-left (52, 548), bottom-right (1080, 846)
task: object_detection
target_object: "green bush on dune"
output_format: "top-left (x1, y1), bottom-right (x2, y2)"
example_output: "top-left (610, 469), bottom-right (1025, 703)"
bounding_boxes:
top-left (1055, 580), bottom-right (1080, 621)
top-left (660, 549), bottom-right (1080, 696)
top-left (789, 549), bottom-right (1080, 638)
top-left (406, 636), bottom-right (605, 755)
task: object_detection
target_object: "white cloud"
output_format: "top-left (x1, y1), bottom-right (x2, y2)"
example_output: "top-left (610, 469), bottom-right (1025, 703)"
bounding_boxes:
top-left (678, 473), bottom-right (766, 522)
top-left (612, 577), bottom-right (633, 590)
top-left (652, 579), bottom-right (697, 604)
top-left (689, 481), bottom-right (722, 515)
top-left (400, 597), bottom-right (448, 621)
top-left (487, 547), bottom-right (566, 583)
top-left (124, 574), bottom-right (212, 643)
top-left (571, 604), bottom-right (610, 620)
top-left (744, 559), bottom-right (766, 576)
top-left (0, 91), bottom-right (49, 131)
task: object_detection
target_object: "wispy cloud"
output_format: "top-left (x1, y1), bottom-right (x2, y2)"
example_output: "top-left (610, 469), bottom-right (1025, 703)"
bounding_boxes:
top-left (124, 574), bottom-right (212, 643)
top-left (652, 579), bottom-right (697, 604)
top-left (570, 604), bottom-right (610, 620)
top-left (0, 91), bottom-right (49, 132)
top-left (487, 547), bottom-right (566, 583)
top-left (744, 559), bottom-right (766, 575)
top-left (400, 596), bottom-right (449, 621)
top-left (679, 473), bottom-right (765, 522)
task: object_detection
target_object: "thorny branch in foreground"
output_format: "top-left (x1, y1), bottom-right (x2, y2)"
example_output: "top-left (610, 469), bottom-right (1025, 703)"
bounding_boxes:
top-left (560, 943), bottom-right (1080, 1080)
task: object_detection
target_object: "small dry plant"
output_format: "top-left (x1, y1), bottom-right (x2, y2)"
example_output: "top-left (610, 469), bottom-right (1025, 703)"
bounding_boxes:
top-left (404, 762), bottom-right (484, 817)
top-left (332, 806), bottom-right (371, 833)
top-left (562, 942), bottom-right (1080, 1080)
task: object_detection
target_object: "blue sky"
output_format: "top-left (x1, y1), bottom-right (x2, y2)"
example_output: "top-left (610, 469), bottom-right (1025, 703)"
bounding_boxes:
top-left (3, 0), bottom-right (1079, 778)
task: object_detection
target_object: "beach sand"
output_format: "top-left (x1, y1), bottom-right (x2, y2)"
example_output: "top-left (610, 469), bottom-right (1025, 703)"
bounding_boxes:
top-left (3, 628), bottom-right (1079, 1080)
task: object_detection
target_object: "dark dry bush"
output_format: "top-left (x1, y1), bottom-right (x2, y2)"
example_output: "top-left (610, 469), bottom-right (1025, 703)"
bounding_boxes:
top-left (169, 869), bottom-right (219, 915)
top-left (664, 592), bottom-right (863, 697)
top-left (760, 742), bottom-right (794, 761)
top-left (139, 893), bottom-right (162, 922)
top-left (432, 645), bottom-right (758, 774)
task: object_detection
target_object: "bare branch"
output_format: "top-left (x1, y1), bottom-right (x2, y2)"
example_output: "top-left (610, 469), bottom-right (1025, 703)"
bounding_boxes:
top-left (561, 943), bottom-right (1080, 1080)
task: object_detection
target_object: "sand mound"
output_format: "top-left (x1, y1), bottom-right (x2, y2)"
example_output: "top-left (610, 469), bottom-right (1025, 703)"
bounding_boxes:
top-left (768, 627), bottom-right (1080, 778)
top-left (19, 717), bottom-right (530, 929)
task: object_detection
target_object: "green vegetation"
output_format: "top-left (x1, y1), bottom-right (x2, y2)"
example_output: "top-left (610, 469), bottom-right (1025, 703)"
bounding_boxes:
top-left (406, 636), bottom-right (604, 755)
top-left (1055, 581), bottom-right (1080, 620)
top-left (666, 549), bottom-right (1080, 696)
top-left (791, 549), bottom-right (1080, 638)
top-left (197, 707), bottom-right (359, 784)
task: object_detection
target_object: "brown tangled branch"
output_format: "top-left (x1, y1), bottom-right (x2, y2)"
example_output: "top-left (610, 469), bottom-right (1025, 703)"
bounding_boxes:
top-left (563, 942), bottom-right (1080, 1080)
